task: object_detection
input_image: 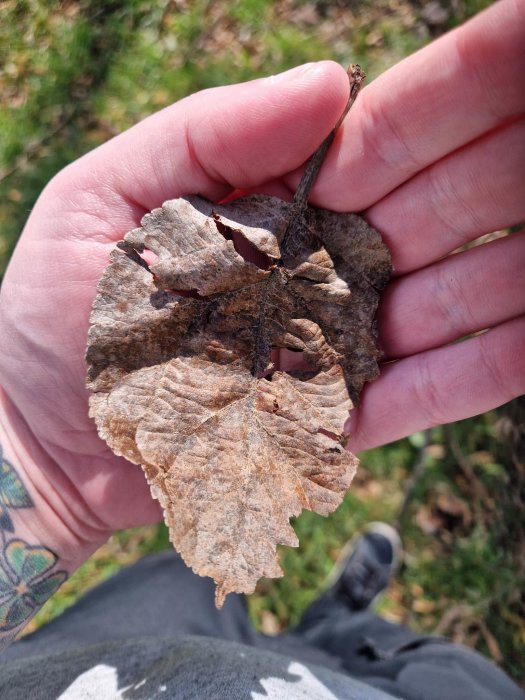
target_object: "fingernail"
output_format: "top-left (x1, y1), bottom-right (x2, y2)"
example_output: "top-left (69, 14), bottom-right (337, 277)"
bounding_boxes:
top-left (266, 63), bottom-right (317, 84)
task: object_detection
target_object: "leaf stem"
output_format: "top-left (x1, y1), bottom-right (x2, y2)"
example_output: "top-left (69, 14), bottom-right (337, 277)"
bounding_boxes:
top-left (255, 65), bottom-right (366, 376)
top-left (292, 64), bottom-right (366, 211)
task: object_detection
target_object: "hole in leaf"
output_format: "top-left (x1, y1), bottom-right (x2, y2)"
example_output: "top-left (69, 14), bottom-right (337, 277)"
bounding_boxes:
top-left (271, 348), bottom-right (316, 374)
top-left (213, 214), bottom-right (273, 270)
top-left (140, 249), bottom-right (159, 267)
top-left (117, 241), bottom-right (159, 273)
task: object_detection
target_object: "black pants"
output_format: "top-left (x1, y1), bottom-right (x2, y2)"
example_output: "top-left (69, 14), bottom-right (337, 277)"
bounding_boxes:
top-left (3, 550), bottom-right (522, 700)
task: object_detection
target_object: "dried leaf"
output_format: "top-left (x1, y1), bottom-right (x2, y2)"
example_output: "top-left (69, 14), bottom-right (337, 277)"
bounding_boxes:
top-left (86, 66), bottom-right (392, 606)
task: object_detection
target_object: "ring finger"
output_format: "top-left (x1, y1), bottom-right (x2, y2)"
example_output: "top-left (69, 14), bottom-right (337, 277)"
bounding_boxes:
top-left (377, 228), bottom-right (525, 360)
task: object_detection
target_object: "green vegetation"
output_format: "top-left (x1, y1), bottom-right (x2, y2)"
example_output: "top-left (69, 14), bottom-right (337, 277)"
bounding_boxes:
top-left (2, 0), bottom-right (522, 685)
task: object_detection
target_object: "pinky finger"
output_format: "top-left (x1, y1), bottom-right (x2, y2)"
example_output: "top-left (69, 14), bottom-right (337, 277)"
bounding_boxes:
top-left (346, 316), bottom-right (525, 453)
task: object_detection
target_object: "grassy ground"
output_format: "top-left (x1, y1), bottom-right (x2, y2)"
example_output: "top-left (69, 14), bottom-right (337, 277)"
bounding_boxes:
top-left (2, 0), bottom-right (523, 685)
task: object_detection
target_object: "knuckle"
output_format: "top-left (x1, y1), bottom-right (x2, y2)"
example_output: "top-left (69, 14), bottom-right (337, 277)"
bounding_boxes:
top-left (432, 261), bottom-right (477, 338)
top-left (358, 89), bottom-right (421, 176)
top-left (411, 352), bottom-right (449, 428)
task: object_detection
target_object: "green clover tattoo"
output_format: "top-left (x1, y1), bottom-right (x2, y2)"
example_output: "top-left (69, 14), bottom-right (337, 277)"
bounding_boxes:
top-left (0, 446), bottom-right (33, 532)
top-left (0, 539), bottom-right (67, 630)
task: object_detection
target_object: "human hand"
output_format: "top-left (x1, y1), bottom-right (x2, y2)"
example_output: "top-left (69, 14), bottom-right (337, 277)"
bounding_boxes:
top-left (0, 0), bottom-right (523, 559)
top-left (314, 0), bottom-right (524, 452)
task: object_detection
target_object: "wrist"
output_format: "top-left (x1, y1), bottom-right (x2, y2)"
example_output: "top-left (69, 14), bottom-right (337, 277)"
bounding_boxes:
top-left (0, 388), bottom-right (108, 574)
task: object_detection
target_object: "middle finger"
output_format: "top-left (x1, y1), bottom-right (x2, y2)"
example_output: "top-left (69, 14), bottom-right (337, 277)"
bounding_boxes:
top-left (367, 117), bottom-right (525, 275)
top-left (377, 228), bottom-right (525, 360)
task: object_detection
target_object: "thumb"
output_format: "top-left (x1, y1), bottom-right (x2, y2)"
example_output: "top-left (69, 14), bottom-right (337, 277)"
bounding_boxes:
top-left (52, 61), bottom-right (349, 223)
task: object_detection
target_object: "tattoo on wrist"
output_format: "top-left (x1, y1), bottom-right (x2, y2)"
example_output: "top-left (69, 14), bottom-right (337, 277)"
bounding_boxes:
top-left (0, 445), bottom-right (67, 642)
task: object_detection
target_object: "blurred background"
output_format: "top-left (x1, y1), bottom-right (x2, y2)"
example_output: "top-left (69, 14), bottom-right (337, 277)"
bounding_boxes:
top-left (1, 0), bottom-right (523, 684)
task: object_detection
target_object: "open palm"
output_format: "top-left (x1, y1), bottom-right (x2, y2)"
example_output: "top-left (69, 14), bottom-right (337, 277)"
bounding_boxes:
top-left (0, 1), bottom-right (523, 552)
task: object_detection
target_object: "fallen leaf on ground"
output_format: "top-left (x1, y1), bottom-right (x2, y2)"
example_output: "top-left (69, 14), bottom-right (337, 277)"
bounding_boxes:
top-left (86, 66), bottom-right (392, 606)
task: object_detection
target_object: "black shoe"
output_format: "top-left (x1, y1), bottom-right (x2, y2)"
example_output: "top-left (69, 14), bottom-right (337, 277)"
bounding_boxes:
top-left (322, 522), bottom-right (402, 612)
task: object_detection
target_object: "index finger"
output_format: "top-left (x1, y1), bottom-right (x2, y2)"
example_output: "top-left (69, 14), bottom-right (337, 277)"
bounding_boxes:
top-left (307, 0), bottom-right (525, 213)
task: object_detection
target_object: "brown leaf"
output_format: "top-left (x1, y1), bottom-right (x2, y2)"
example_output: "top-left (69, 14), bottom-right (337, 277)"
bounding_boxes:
top-left (86, 194), bottom-right (390, 605)
top-left (86, 66), bottom-right (392, 605)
